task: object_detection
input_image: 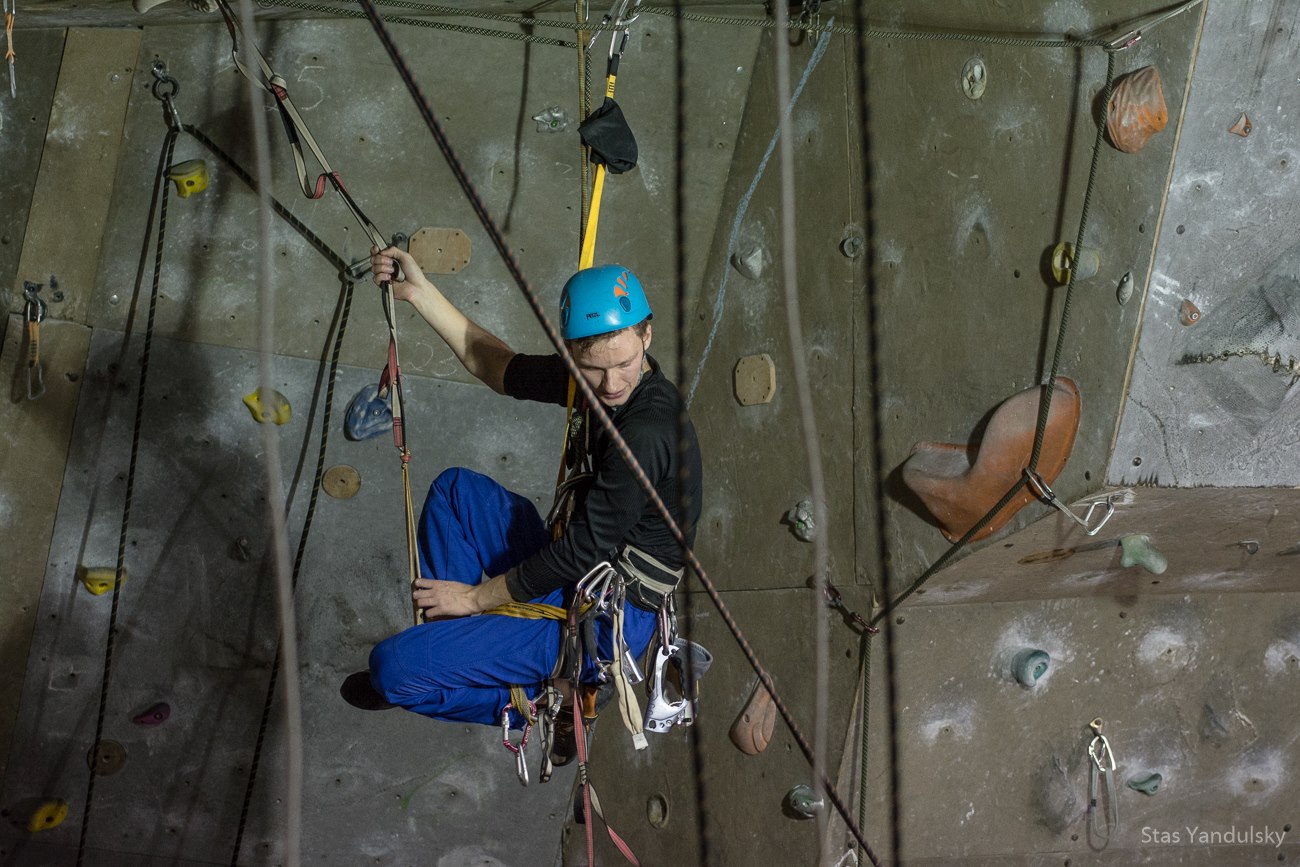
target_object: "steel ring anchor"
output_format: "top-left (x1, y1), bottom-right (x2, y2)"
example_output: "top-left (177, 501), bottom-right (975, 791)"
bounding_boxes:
top-left (150, 61), bottom-right (182, 129)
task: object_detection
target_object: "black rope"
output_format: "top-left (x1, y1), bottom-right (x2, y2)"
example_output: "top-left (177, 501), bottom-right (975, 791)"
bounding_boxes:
top-left (76, 126), bottom-right (179, 867)
top-left (184, 124), bottom-right (351, 274)
top-left (668, 0), bottom-right (710, 861)
top-left (355, 0), bottom-right (879, 855)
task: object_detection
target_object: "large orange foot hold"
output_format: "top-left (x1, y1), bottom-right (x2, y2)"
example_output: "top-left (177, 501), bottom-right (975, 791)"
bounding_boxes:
top-left (902, 378), bottom-right (1081, 543)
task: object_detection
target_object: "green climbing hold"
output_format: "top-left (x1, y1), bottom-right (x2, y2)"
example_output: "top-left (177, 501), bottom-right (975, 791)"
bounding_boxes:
top-left (1012, 648), bottom-right (1050, 687)
top-left (1128, 772), bottom-right (1162, 795)
top-left (1120, 534), bottom-right (1167, 574)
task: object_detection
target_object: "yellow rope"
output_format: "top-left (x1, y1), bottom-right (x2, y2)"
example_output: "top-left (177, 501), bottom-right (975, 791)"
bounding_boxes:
top-left (486, 600), bottom-right (568, 621)
top-left (402, 458), bottom-right (421, 626)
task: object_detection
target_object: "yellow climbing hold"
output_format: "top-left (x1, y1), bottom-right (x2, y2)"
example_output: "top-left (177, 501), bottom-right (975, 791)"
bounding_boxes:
top-left (27, 799), bottom-right (69, 832)
top-left (79, 566), bottom-right (126, 596)
top-left (167, 159), bottom-right (210, 198)
top-left (243, 388), bottom-right (292, 426)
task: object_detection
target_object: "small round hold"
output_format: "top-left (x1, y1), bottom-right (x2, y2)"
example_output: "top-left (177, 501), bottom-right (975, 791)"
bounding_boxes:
top-left (646, 792), bottom-right (670, 829)
top-left (322, 465), bottom-right (362, 499)
top-left (1011, 648), bottom-right (1051, 687)
top-left (839, 235), bottom-right (864, 259)
top-left (1128, 772), bottom-right (1162, 796)
top-left (87, 739), bottom-right (127, 776)
top-left (786, 783), bottom-right (824, 819)
top-left (1178, 299), bottom-right (1201, 326)
top-left (133, 701), bottom-right (171, 726)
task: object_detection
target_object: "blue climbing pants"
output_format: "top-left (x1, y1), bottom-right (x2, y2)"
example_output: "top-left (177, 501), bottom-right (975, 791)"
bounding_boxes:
top-left (369, 467), bottom-right (657, 726)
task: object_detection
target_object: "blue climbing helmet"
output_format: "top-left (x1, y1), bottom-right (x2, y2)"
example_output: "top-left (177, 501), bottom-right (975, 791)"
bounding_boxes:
top-left (559, 264), bottom-right (652, 340)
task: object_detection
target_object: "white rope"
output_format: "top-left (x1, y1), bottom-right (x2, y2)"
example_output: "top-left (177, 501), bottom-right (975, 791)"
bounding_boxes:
top-left (238, 0), bottom-right (303, 862)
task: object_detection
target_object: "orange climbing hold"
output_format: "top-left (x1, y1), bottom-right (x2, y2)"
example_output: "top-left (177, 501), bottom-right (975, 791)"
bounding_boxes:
top-left (1106, 66), bottom-right (1168, 154)
top-left (902, 378), bottom-right (1082, 543)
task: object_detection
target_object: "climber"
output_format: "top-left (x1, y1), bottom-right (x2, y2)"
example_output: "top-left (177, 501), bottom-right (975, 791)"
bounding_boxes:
top-left (353, 246), bottom-right (703, 763)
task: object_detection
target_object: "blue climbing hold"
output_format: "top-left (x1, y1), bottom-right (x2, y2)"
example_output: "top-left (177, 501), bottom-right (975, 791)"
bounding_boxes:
top-left (1012, 648), bottom-right (1051, 688)
top-left (344, 384), bottom-right (393, 441)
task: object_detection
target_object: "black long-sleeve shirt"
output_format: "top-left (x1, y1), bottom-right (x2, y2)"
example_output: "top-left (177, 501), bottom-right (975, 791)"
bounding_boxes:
top-left (501, 352), bottom-right (702, 603)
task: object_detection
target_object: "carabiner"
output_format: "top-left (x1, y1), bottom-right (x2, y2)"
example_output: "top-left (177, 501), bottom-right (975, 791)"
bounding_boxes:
top-left (1087, 718), bottom-right (1116, 772)
top-left (1025, 469), bottom-right (1115, 536)
top-left (150, 61), bottom-right (182, 130)
top-left (501, 700), bottom-right (536, 787)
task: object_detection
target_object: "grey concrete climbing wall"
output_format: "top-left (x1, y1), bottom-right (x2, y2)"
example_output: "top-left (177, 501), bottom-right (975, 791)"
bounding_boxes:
top-left (1108, 0), bottom-right (1300, 488)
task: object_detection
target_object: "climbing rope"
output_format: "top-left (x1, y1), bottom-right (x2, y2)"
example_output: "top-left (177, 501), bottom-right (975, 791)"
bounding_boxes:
top-left (770, 2), bottom-right (834, 852)
top-left (75, 108), bottom-right (179, 867)
top-left (214, 0), bottom-right (422, 626)
top-left (355, 1), bottom-right (880, 858)
top-left (256, 0), bottom-right (577, 47)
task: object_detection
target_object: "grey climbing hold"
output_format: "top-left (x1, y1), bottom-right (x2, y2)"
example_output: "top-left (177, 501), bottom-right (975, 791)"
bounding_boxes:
top-left (731, 246), bottom-right (765, 280)
top-left (344, 383), bottom-right (394, 441)
top-left (531, 106), bottom-right (570, 133)
top-left (1117, 271), bottom-right (1133, 305)
top-left (1011, 648), bottom-right (1051, 688)
top-left (1120, 533), bottom-right (1167, 574)
top-left (1128, 772), bottom-right (1162, 795)
top-left (786, 784), bottom-right (824, 819)
top-left (784, 499), bottom-right (815, 542)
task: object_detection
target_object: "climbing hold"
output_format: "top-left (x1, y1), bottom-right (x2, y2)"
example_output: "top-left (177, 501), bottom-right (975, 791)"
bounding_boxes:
top-left (1106, 66), bottom-right (1168, 154)
top-left (344, 383), bottom-right (394, 441)
top-left (730, 680), bottom-right (777, 756)
top-left (786, 784), bottom-right (824, 819)
top-left (784, 499), bottom-right (815, 542)
top-left (531, 105), bottom-right (570, 133)
top-left (1050, 242), bottom-right (1099, 284)
top-left (78, 566), bottom-right (126, 596)
top-left (730, 246), bottom-right (765, 280)
top-left (133, 701), bottom-right (171, 726)
top-left (733, 354), bottom-right (776, 406)
top-left (1128, 772), bottom-right (1162, 795)
top-left (902, 379), bottom-right (1080, 543)
top-left (322, 465), bottom-right (362, 500)
top-left (230, 535), bottom-right (252, 562)
top-left (243, 388), bottom-right (291, 425)
top-left (1228, 112), bottom-right (1252, 137)
top-left (1236, 540), bottom-right (1260, 555)
top-left (1178, 299), bottom-right (1201, 326)
top-left (166, 158), bottom-right (210, 198)
top-left (1012, 648), bottom-right (1051, 688)
top-left (407, 227), bottom-right (472, 275)
top-left (26, 799), bottom-right (69, 832)
top-left (1119, 534), bottom-right (1167, 574)
top-left (1117, 271), bottom-right (1133, 305)
top-left (960, 57), bottom-right (987, 100)
top-left (87, 739), bottom-right (127, 776)
top-left (645, 792), bottom-right (670, 829)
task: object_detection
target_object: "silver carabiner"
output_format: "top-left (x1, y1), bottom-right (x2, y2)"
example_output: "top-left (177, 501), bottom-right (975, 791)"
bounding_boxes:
top-left (501, 701), bottom-right (535, 787)
top-left (1025, 469), bottom-right (1115, 537)
top-left (1087, 718), bottom-right (1116, 772)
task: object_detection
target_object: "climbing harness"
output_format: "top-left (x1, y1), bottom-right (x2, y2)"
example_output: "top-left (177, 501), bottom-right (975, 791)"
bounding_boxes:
top-left (3, 0), bottom-right (14, 98)
top-left (1087, 718), bottom-right (1119, 849)
top-left (1024, 468), bottom-right (1115, 536)
top-left (213, 0), bottom-right (421, 624)
top-left (22, 282), bottom-right (46, 400)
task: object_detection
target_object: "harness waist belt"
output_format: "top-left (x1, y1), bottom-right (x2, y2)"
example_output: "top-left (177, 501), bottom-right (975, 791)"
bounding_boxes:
top-left (617, 544), bottom-right (683, 611)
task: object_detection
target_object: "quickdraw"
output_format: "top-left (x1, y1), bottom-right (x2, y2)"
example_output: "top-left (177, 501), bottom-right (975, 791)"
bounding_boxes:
top-left (3, 0), bottom-right (15, 99)
top-left (22, 282), bottom-right (46, 401)
top-left (1086, 717), bottom-right (1119, 849)
top-left (212, 0), bottom-right (421, 622)
top-left (1025, 468), bottom-right (1115, 536)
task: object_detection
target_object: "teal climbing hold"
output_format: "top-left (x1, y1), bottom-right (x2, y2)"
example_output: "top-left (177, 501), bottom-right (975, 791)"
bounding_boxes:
top-left (1011, 648), bottom-right (1051, 687)
top-left (1120, 534), bottom-right (1167, 574)
top-left (1128, 772), bottom-right (1162, 795)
